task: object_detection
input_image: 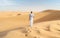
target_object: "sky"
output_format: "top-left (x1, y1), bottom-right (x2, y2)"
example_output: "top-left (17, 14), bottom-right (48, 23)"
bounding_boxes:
top-left (0, 0), bottom-right (60, 12)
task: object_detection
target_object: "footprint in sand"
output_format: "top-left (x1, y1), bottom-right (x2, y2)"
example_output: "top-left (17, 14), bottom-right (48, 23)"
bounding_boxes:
top-left (19, 27), bottom-right (31, 34)
top-left (43, 24), bottom-right (51, 31)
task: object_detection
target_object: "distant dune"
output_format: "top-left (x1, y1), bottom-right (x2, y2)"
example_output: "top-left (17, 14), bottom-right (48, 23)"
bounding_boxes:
top-left (0, 10), bottom-right (60, 38)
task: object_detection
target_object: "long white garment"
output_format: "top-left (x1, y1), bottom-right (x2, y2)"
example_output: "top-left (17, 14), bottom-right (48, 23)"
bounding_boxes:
top-left (29, 14), bottom-right (34, 27)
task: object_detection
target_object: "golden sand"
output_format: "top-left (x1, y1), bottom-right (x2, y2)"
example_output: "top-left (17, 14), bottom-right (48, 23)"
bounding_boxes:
top-left (0, 10), bottom-right (60, 38)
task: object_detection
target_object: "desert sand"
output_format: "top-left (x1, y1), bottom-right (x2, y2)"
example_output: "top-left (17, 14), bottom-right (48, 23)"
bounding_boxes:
top-left (0, 10), bottom-right (60, 38)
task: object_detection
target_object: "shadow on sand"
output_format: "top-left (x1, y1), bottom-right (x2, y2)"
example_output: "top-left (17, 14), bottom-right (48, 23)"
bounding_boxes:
top-left (0, 27), bottom-right (25, 38)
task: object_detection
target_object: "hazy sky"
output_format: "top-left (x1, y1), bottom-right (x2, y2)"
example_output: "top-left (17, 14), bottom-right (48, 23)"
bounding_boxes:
top-left (0, 0), bottom-right (60, 11)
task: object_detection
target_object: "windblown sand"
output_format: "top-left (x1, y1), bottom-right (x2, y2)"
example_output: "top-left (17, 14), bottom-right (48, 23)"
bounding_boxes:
top-left (0, 11), bottom-right (60, 38)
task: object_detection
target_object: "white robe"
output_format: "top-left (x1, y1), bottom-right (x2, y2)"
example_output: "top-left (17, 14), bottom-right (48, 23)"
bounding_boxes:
top-left (29, 14), bottom-right (34, 27)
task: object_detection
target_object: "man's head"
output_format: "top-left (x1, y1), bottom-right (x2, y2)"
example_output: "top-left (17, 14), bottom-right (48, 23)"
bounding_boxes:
top-left (31, 11), bottom-right (32, 14)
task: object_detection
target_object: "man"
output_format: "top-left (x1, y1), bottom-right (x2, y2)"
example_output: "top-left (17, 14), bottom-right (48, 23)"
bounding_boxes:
top-left (29, 11), bottom-right (34, 27)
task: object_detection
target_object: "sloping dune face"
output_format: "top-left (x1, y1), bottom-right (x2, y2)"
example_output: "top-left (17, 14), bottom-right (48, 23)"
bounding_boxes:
top-left (0, 11), bottom-right (29, 32)
top-left (0, 10), bottom-right (60, 38)
top-left (34, 10), bottom-right (60, 23)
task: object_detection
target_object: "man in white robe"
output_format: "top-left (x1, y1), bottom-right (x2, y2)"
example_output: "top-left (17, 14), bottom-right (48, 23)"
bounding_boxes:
top-left (29, 11), bottom-right (34, 27)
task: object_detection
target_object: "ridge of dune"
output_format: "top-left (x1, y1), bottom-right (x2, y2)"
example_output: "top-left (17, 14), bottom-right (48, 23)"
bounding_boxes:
top-left (42, 10), bottom-right (60, 13)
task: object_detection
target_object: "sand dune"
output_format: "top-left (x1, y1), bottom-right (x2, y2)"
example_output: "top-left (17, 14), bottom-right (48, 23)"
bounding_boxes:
top-left (0, 10), bottom-right (60, 38)
top-left (34, 10), bottom-right (60, 23)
